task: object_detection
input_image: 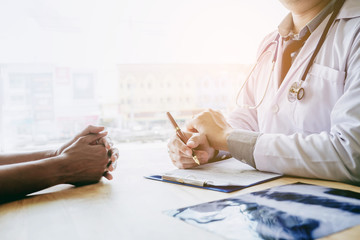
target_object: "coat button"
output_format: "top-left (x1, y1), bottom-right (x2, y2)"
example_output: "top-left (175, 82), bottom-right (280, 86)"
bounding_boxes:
top-left (272, 104), bottom-right (279, 113)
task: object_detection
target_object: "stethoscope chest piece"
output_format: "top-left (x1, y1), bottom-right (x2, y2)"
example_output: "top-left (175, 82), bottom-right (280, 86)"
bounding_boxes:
top-left (288, 81), bottom-right (305, 102)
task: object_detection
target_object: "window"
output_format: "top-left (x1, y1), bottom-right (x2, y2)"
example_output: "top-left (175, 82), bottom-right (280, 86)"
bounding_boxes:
top-left (0, 0), bottom-right (287, 151)
top-left (73, 73), bottom-right (95, 99)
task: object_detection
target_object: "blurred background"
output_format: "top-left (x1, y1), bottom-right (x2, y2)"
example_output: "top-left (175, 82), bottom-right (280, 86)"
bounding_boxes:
top-left (0, 0), bottom-right (287, 151)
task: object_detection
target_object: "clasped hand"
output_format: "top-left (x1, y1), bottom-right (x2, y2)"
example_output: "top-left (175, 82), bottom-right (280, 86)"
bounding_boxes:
top-left (54, 125), bottom-right (119, 185)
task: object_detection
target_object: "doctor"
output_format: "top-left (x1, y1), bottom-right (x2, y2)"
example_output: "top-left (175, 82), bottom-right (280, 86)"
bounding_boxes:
top-left (167, 0), bottom-right (360, 184)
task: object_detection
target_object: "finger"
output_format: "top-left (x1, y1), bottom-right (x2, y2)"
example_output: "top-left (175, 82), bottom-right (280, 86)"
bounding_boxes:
top-left (185, 118), bottom-right (199, 133)
top-left (112, 160), bottom-right (118, 170)
top-left (182, 131), bottom-right (195, 141)
top-left (192, 150), bottom-right (210, 164)
top-left (186, 133), bottom-right (205, 149)
top-left (185, 110), bottom-right (215, 133)
top-left (169, 150), bottom-right (198, 167)
top-left (97, 136), bottom-right (112, 149)
top-left (107, 161), bottom-right (117, 172)
top-left (104, 136), bottom-right (114, 148)
top-left (78, 125), bottom-right (105, 137)
top-left (106, 160), bottom-right (113, 169)
top-left (103, 171), bottom-right (113, 180)
top-left (168, 136), bottom-right (193, 157)
top-left (108, 163), bottom-right (114, 171)
top-left (169, 144), bottom-right (209, 168)
top-left (109, 148), bottom-right (119, 162)
top-left (107, 137), bottom-right (114, 147)
top-left (107, 160), bottom-right (117, 171)
top-left (167, 135), bottom-right (182, 151)
top-left (79, 132), bottom-right (108, 144)
top-left (185, 116), bottom-right (202, 133)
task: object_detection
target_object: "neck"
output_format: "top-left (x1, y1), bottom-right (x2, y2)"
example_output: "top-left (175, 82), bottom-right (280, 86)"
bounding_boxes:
top-left (291, 0), bottom-right (331, 34)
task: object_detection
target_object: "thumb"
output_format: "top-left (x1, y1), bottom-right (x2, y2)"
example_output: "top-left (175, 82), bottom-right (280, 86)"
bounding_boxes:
top-left (186, 133), bottom-right (203, 149)
top-left (78, 125), bottom-right (105, 138)
top-left (80, 132), bottom-right (108, 144)
top-left (185, 120), bottom-right (198, 133)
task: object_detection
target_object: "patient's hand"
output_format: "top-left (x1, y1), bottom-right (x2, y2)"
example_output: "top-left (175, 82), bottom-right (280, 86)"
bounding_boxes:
top-left (59, 132), bottom-right (110, 186)
top-left (55, 125), bottom-right (119, 181)
top-left (55, 125), bottom-right (106, 156)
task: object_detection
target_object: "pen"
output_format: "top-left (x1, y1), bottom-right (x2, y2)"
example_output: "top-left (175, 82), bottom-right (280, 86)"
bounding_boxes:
top-left (166, 112), bottom-right (200, 165)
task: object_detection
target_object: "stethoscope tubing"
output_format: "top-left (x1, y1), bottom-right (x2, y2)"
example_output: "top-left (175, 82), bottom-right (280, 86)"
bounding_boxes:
top-left (236, 0), bottom-right (346, 109)
top-left (235, 50), bottom-right (275, 109)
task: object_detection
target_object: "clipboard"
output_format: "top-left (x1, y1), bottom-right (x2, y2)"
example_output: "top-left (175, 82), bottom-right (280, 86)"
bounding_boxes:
top-left (145, 158), bottom-right (281, 193)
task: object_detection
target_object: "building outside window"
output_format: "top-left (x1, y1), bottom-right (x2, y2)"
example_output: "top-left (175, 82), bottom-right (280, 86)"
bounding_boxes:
top-left (0, 0), bottom-right (287, 151)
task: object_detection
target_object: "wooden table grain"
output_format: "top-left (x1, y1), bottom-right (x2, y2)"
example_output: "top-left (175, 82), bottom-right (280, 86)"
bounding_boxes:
top-left (0, 142), bottom-right (359, 240)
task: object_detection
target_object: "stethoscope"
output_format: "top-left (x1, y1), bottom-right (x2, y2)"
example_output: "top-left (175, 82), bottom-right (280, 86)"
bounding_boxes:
top-left (236, 0), bottom-right (345, 109)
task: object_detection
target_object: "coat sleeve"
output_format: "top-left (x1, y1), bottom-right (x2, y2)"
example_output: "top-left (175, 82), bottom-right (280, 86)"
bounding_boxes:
top-left (253, 28), bottom-right (360, 185)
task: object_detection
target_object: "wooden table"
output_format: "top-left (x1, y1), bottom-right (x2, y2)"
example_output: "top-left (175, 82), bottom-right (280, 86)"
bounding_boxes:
top-left (1, 142), bottom-right (359, 240)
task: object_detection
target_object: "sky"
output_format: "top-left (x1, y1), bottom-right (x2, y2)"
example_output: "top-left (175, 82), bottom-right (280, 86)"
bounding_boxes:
top-left (0, 0), bottom-right (288, 65)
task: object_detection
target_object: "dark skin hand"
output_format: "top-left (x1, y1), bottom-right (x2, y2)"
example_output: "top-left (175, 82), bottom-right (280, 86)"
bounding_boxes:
top-left (0, 125), bottom-right (119, 199)
top-left (56, 132), bottom-right (111, 186)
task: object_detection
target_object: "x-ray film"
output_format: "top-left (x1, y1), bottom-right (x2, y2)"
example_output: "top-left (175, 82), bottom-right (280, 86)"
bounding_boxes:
top-left (165, 183), bottom-right (360, 240)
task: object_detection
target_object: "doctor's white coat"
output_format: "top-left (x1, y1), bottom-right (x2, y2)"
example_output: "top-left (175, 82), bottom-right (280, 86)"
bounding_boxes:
top-left (228, 0), bottom-right (360, 184)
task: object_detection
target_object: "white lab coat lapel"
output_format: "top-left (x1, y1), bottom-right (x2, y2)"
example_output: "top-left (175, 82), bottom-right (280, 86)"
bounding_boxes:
top-left (256, 0), bottom-right (360, 134)
top-left (275, 0), bottom-right (360, 100)
top-left (272, 38), bottom-right (283, 93)
top-left (257, 13), bottom-right (332, 134)
top-left (279, 13), bottom-right (332, 93)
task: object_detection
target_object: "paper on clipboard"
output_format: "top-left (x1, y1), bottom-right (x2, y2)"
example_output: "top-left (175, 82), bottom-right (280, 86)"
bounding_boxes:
top-left (162, 158), bottom-right (280, 186)
top-left (145, 158), bottom-right (281, 192)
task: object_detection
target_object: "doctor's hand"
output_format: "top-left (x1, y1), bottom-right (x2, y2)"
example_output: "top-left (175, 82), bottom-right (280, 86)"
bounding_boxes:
top-left (186, 109), bottom-right (233, 151)
top-left (167, 132), bottom-right (216, 169)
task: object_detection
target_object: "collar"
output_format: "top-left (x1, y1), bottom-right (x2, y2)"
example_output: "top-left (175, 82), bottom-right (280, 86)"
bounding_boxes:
top-left (337, 0), bottom-right (360, 19)
top-left (278, 0), bottom-right (336, 40)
